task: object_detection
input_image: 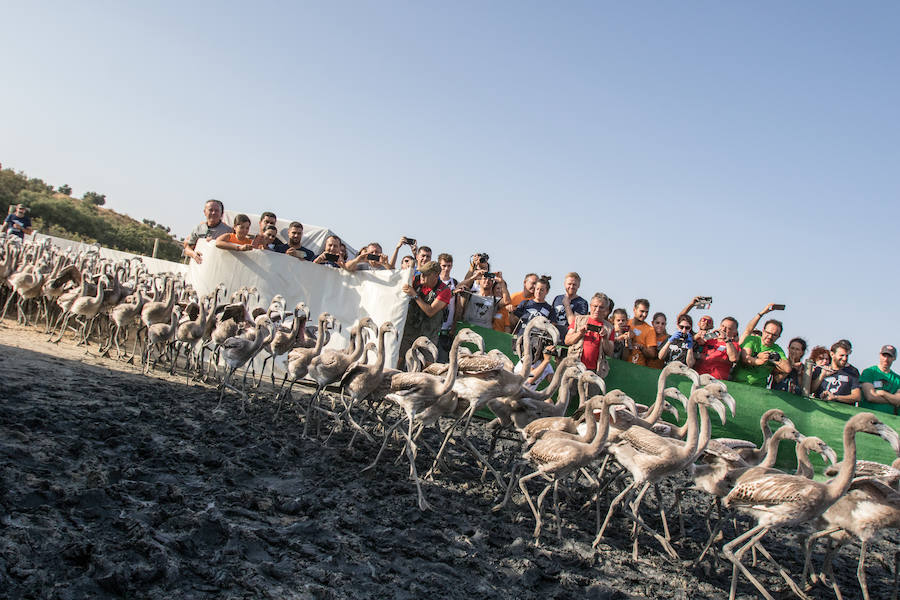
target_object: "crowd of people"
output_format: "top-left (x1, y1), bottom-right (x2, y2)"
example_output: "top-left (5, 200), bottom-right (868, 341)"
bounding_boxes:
top-left (179, 198), bottom-right (900, 416)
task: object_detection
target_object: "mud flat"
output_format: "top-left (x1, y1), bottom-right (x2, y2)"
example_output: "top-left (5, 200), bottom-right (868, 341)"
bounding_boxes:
top-left (0, 322), bottom-right (893, 599)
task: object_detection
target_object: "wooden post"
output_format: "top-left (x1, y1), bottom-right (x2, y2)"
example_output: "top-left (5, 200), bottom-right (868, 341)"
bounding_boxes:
top-left (152, 238), bottom-right (159, 258)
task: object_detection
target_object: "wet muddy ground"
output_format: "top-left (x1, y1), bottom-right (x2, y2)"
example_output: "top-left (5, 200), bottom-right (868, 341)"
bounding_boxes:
top-left (0, 322), bottom-right (895, 599)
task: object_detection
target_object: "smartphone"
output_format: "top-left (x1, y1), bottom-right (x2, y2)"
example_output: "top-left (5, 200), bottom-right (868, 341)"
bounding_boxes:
top-left (586, 323), bottom-right (603, 333)
top-left (695, 296), bottom-right (713, 308)
top-left (367, 253), bottom-right (381, 261)
top-left (772, 304), bottom-right (786, 311)
top-left (404, 237), bottom-right (416, 246)
top-left (324, 252), bottom-right (339, 261)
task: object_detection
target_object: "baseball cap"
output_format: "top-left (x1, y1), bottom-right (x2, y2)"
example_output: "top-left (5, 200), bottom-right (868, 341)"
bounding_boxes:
top-left (419, 260), bottom-right (441, 276)
top-left (881, 345), bottom-right (897, 358)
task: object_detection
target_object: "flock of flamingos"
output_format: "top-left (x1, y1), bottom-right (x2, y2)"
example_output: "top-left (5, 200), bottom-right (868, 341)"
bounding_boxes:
top-left (3, 235), bottom-right (900, 600)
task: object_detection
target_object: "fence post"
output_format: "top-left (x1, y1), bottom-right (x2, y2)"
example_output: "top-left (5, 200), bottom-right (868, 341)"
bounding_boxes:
top-left (152, 238), bottom-right (159, 258)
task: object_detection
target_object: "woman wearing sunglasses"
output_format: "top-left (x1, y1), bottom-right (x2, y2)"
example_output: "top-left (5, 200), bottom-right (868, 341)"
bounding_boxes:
top-left (657, 314), bottom-right (696, 367)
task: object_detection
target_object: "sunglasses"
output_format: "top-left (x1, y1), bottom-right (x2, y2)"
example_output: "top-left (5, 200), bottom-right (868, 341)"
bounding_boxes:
top-left (678, 325), bottom-right (691, 330)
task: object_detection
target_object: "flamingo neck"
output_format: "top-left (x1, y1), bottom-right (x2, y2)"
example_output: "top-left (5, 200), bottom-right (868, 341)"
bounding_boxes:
top-left (827, 424), bottom-right (860, 501)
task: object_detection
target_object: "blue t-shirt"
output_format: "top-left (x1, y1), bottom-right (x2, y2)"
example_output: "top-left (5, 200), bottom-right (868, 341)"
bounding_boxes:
top-left (550, 294), bottom-right (588, 336)
top-left (4, 213), bottom-right (31, 239)
top-left (513, 299), bottom-right (554, 333)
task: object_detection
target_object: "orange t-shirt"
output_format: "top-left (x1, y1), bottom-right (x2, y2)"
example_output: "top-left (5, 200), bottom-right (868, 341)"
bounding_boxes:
top-left (492, 303), bottom-right (511, 333)
top-left (627, 318), bottom-right (657, 366)
top-left (509, 291), bottom-right (530, 308)
top-left (218, 233), bottom-right (253, 247)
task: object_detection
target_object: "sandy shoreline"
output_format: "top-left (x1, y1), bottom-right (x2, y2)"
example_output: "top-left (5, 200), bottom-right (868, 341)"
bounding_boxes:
top-left (0, 322), bottom-right (893, 599)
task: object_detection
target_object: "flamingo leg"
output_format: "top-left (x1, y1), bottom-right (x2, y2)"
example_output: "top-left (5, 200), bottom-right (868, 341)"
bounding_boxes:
top-left (594, 479), bottom-right (636, 547)
top-left (753, 541), bottom-right (812, 600)
top-left (723, 524), bottom-right (774, 600)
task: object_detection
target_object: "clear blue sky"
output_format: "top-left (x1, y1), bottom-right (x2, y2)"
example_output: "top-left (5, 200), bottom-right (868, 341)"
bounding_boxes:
top-left (2, 2), bottom-right (898, 366)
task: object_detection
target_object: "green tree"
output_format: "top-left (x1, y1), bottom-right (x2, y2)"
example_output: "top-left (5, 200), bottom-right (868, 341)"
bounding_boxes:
top-left (83, 191), bottom-right (106, 206)
top-left (58, 184), bottom-right (72, 195)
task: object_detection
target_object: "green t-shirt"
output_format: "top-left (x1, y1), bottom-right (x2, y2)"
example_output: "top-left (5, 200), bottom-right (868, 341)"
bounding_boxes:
top-left (857, 365), bottom-right (900, 415)
top-left (732, 335), bottom-right (786, 387)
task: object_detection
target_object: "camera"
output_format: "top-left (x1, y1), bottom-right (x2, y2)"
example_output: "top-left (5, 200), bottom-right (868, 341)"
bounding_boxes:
top-left (771, 303), bottom-right (786, 311)
top-left (403, 237), bottom-right (416, 246)
top-left (323, 252), bottom-right (339, 262)
top-left (367, 253), bottom-right (381, 261)
top-left (586, 323), bottom-right (603, 334)
top-left (484, 272), bottom-right (496, 279)
top-left (695, 296), bottom-right (713, 309)
top-left (544, 345), bottom-right (568, 358)
top-left (475, 253), bottom-right (489, 264)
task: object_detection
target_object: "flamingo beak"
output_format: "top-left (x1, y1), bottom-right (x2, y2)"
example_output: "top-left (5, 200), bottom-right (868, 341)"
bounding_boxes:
top-left (782, 417), bottom-right (796, 430)
top-left (822, 445), bottom-right (838, 466)
top-left (876, 423), bottom-right (900, 455)
top-left (709, 397), bottom-right (727, 425)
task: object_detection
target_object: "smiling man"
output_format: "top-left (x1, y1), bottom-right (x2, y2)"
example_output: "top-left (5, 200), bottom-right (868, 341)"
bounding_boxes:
top-left (811, 340), bottom-right (861, 405)
top-left (183, 199), bottom-right (233, 264)
top-left (859, 345), bottom-right (900, 414)
top-left (626, 298), bottom-right (658, 366)
top-left (550, 272), bottom-right (588, 338)
top-left (732, 319), bottom-right (791, 386)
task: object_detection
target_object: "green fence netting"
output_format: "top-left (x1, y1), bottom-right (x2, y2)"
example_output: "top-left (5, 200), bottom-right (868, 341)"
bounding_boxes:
top-left (459, 323), bottom-right (900, 477)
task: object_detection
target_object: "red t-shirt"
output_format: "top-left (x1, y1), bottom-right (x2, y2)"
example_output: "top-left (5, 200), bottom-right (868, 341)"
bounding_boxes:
top-left (418, 280), bottom-right (452, 305)
top-left (570, 318), bottom-right (614, 371)
top-left (696, 338), bottom-right (739, 380)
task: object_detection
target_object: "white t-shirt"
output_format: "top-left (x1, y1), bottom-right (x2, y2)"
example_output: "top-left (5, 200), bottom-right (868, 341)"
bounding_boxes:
top-left (440, 277), bottom-right (457, 331)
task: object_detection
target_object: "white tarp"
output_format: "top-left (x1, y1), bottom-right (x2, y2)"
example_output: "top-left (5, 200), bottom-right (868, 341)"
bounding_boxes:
top-left (33, 233), bottom-right (188, 276)
top-left (222, 211), bottom-right (357, 257)
top-left (189, 239), bottom-right (410, 368)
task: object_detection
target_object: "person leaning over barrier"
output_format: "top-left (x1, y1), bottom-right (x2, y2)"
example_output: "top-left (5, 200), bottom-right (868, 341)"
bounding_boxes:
top-left (312, 234), bottom-right (345, 268)
top-left (657, 314), bottom-right (696, 368)
top-left (183, 199), bottom-right (233, 264)
top-left (625, 298), bottom-right (658, 367)
top-left (565, 292), bottom-right (614, 376)
top-left (345, 242), bottom-right (389, 271)
top-left (215, 213), bottom-right (254, 252)
top-left (2, 204), bottom-right (32, 240)
top-left (274, 221), bottom-right (315, 261)
top-left (858, 344), bottom-right (900, 414)
top-left (732, 317), bottom-right (791, 387)
top-left (770, 337), bottom-right (807, 394)
top-left (694, 317), bottom-right (740, 380)
top-left (811, 340), bottom-right (861, 405)
top-left (397, 261), bottom-right (451, 369)
top-left (251, 211), bottom-right (281, 248)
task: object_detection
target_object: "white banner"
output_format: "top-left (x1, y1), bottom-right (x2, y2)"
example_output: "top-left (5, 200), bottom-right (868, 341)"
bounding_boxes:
top-left (190, 239), bottom-right (411, 368)
top-left (34, 233), bottom-right (188, 276)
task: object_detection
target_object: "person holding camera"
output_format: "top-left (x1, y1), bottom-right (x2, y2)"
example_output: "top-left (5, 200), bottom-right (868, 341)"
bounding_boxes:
top-left (345, 242), bottom-right (390, 271)
top-left (387, 236), bottom-right (418, 269)
top-left (657, 314), bottom-right (696, 368)
top-left (770, 337), bottom-right (808, 394)
top-left (732, 318), bottom-right (790, 387)
top-left (460, 270), bottom-right (513, 333)
top-left (312, 234), bottom-right (346, 268)
top-left (565, 292), bottom-right (614, 376)
top-left (694, 316), bottom-right (741, 380)
top-left (397, 261), bottom-right (451, 369)
top-left (737, 302), bottom-right (785, 345)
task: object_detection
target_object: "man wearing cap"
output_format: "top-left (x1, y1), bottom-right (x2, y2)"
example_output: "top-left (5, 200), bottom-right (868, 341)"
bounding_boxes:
top-left (184, 199), bottom-right (233, 264)
top-left (859, 345), bottom-right (900, 414)
top-left (2, 204), bottom-right (32, 240)
top-left (397, 260), bottom-right (452, 368)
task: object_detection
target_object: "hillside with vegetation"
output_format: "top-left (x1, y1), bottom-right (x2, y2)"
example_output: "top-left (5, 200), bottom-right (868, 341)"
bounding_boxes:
top-left (0, 166), bottom-right (183, 261)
